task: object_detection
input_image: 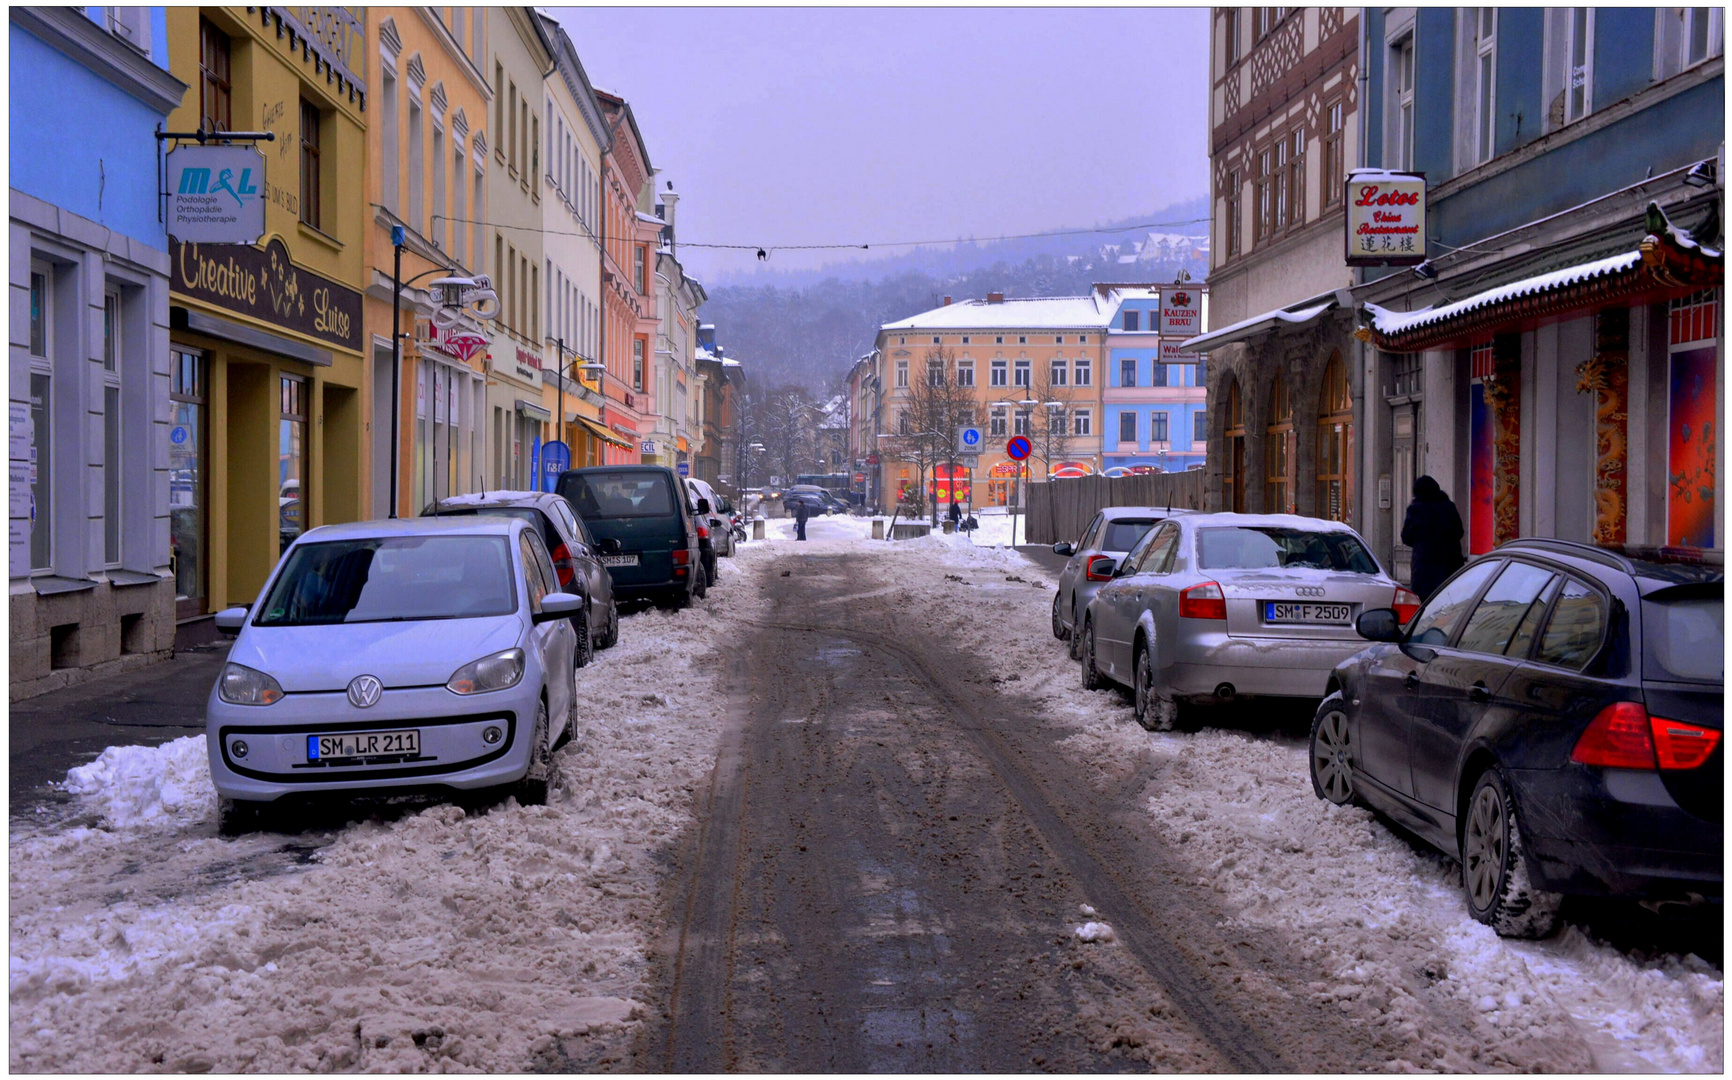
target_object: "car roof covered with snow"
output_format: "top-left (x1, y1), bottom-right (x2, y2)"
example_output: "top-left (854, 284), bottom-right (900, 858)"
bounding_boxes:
top-left (1177, 512), bottom-right (1366, 534)
top-left (434, 490), bottom-right (568, 513)
top-left (294, 515), bottom-right (528, 543)
top-left (1098, 506), bottom-right (1194, 520)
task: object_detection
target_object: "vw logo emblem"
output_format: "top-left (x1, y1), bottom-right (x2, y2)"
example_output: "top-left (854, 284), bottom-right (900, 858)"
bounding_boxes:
top-left (1295, 586), bottom-right (1326, 597)
top-left (347, 674), bottom-right (383, 709)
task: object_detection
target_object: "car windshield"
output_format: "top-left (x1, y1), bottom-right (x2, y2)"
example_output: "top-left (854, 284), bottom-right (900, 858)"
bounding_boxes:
top-left (1642, 587), bottom-right (1723, 683)
top-left (1100, 519), bottom-right (1157, 552)
top-left (561, 472), bottom-right (676, 518)
top-left (254, 535), bottom-right (516, 626)
top-left (1198, 526), bottom-right (1380, 573)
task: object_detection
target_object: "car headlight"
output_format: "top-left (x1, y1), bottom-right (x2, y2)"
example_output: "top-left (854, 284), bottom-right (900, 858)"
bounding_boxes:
top-left (447, 648), bottom-right (525, 695)
top-left (218, 663), bottom-right (285, 706)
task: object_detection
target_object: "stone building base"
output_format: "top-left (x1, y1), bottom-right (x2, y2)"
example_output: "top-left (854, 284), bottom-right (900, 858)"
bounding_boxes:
top-left (9, 577), bottom-right (177, 703)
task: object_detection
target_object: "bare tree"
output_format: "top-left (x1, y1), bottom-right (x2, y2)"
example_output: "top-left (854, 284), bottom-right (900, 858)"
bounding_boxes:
top-left (881, 346), bottom-right (976, 525)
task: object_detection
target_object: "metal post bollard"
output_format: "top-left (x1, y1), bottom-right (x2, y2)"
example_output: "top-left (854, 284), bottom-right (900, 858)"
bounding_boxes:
top-left (942, 519), bottom-right (956, 534)
top-left (752, 518), bottom-right (766, 540)
top-left (871, 518), bottom-right (885, 540)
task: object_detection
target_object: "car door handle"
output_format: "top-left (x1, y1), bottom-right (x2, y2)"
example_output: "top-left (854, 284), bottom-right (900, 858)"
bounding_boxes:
top-left (1404, 671), bottom-right (1421, 690)
top-left (1469, 683), bottom-right (1492, 703)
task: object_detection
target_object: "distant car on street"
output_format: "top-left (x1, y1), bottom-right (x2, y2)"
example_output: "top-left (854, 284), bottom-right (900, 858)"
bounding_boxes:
top-left (1051, 507), bottom-right (1188, 659)
top-left (686, 476), bottom-right (733, 558)
top-left (1080, 512), bottom-right (1417, 730)
top-left (558, 465), bottom-right (706, 609)
top-left (206, 516), bottom-right (581, 833)
top-left (426, 490), bottom-right (619, 661)
top-left (782, 489), bottom-right (833, 516)
top-left (1311, 540), bottom-right (1722, 938)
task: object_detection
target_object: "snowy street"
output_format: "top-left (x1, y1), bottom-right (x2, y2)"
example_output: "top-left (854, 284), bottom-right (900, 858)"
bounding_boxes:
top-left (10, 519), bottom-right (1722, 1072)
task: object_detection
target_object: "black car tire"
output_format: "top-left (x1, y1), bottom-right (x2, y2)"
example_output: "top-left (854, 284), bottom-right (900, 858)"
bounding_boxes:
top-left (1081, 620), bottom-right (1105, 691)
top-left (217, 797), bottom-right (266, 837)
top-left (599, 601), bottom-right (620, 648)
top-left (1309, 692), bottom-right (1358, 806)
top-left (1068, 601), bottom-right (1086, 661)
top-left (514, 698), bottom-right (553, 807)
top-left (1051, 592), bottom-right (1068, 641)
top-left (693, 569), bottom-right (708, 600)
top-left (1133, 646), bottom-right (1178, 731)
top-left (1461, 767), bottom-right (1563, 939)
top-left (572, 609), bottom-right (593, 669)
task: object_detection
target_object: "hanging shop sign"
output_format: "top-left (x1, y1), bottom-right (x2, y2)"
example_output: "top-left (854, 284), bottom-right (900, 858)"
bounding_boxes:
top-left (1158, 287), bottom-right (1203, 337)
top-left (170, 236), bottom-right (362, 352)
top-left (167, 145), bottom-right (267, 244)
top-left (1345, 169), bottom-right (1427, 267)
top-left (1159, 339), bottom-right (1201, 365)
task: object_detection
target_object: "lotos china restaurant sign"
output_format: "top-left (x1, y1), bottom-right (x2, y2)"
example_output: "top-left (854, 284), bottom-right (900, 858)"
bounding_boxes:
top-left (171, 237), bottom-right (362, 352)
top-left (1345, 169), bottom-right (1426, 267)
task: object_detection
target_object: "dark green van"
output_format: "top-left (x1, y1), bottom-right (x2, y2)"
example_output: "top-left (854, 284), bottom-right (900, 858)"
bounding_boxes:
top-left (556, 465), bottom-right (704, 609)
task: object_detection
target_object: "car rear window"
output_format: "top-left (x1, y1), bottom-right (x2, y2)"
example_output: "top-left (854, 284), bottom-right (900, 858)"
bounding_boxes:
top-left (255, 536), bottom-right (516, 626)
top-left (1642, 587), bottom-right (1723, 683)
top-left (1198, 526), bottom-right (1380, 574)
top-left (1100, 520), bottom-right (1157, 552)
top-left (562, 472), bottom-right (676, 518)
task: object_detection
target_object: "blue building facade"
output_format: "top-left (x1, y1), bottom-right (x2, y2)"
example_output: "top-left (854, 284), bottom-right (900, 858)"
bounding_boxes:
top-left (1101, 287), bottom-right (1209, 474)
top-left (10, 7), bottom-right (187, 696)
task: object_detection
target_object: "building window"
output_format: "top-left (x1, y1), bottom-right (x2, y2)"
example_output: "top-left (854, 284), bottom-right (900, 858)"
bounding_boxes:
top-left (1224, 168), bottom-right (1243, 256)
top-left (896, 359), bottom-right (909, 388)
top-left (635, 245), bottom-right (647, 294)
top-left (632, 337), bottom-right (645, 391)
top-left (1193, 410), bottom-right (1207, 446)
top-left (1286, 127), bottom-right (1304, 226)
top-left (1013, 410), bottom-right (1029, 436)
top-left (990, 359), bottom-right (1007, 386)
top-left (1265, 373), bottom-right (1293, 513)
top-left (932, 336), bottom-right (941, 345)
top-left (989, 407), bottom-right (1007, 437)
top-left (1073, 409), bottom-right (1091, 437)
top-left (1255, 147), bottom-right (1273, 242)
top-left (1224, 8), bottom-right (1240, 65)
top-left (1274, 136), bottom-right (1290, 229)
top-left (408, 96), bottom-right (424, 236)
top-left (1474, 10), bottom-right (1497, 165)
top-left (1123, 310), bottom-right (1140, 331)
top-left (1018, 336), bottom-right (1027, 345)
top-left (279, 376), bottom-right (308, 554)
top-left (1118, 411), bottom-right (1137, 445)
top-left (1151, 412), bottom-right (1169, 443)
top-left (1120, 358), bottom-right (1137, 387)
top-left (927, 359), bottom-right (944, 387)
top-left (1225, 379), bottom-right (1246, 512)
top-left (170, 350), bottom-right (207, 614)
top-left (1046, 404), bottom-right (1066, 435)
top-left (1073, 358), bottom-right (1091, 386)
top-left (995, 336), bottom-right (1004, 344)
top-left (962, 336), bottom-right (970, 344)
top-left (1152, 362), bottom-right (1168, 388)
top-left (299, 100), bottom-right (322, 230)
top-left (103, 290), bottom-right (123, 565)
top-left (1393, 34), bottom-right (1415, 169)
top-left (956, 361), bottom-right (975, 387)
top-left (29, 264), bottom-right (52, 571)
top-left (199, 17), bottom-right (232, 132)
top-left (1316, 353), bottom-right (1353, 522)
top-left (1055, 336), bottom-right (1065, 344)
top-left (1323, 104), bottom-right (1344, 204)
top-left (380, 71), bottom-right (398, 212)
top-left (1050, 359), bottom-right (1068, 386)
top-left (899, 410), bottom-right (912, 436)
top-left (1564, 9), bottom-right (1594, 124)
top-left (1684, 7), bottom-right (1724, 68)
top-left (1014, 359), bottom-right (1031, 388)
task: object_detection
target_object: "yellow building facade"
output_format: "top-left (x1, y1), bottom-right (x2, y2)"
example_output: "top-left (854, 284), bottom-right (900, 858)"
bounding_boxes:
top-left (163, 7), bottom-right (368, 616)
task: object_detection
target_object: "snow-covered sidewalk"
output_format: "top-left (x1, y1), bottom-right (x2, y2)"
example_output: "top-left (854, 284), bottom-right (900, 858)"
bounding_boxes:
top-left (9, 569), bottom-right (767, 1072)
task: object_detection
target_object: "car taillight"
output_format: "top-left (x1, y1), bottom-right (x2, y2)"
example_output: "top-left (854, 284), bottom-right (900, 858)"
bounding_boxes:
top-left (1392, 586), bottom-right (1421, 625)
top-left (1571, 702), bottom-right (1657, 769)
top-left (1178, 581), bottom-right (1227, 620)
top-left (672, 548), bottom-right (690, 565)
top-left (549, 542), bottom-right (576, 587)
top-left (697, 523), bottom-right (709, 540)
top-left (1651, 716), bottom-right (1722, 770)
top-left (1085, 555), bottom-right (1116, 581)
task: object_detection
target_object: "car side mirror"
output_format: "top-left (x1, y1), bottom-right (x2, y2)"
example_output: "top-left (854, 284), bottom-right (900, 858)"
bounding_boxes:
top-left (1355, 608), bottom-right (1401, 642)
top-left (1052, 542), bottom-right (1074, 557)
top-left (697, 498), bottom-right (711, 515)
top-left (535, 592), bottom-right (583, 623)
top-left (214, 606), bottom-right (250, 634)
top-left (598, 538), bottom-right (622, 555)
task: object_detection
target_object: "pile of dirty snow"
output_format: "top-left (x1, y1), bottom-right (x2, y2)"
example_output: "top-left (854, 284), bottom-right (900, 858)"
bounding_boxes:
top-left (61, 734), bottom-right (216, 828)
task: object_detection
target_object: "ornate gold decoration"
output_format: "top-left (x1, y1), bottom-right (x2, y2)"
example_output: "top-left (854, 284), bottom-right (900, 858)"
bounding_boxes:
top-left (1577, 309), bottom-right (1630, 546)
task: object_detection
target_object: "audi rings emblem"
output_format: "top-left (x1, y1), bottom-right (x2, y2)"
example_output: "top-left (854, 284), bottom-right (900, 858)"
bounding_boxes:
top-left (1295, 586), bottom-right (1326, 597)
top-left (347, 674), bottom-right (383, 708)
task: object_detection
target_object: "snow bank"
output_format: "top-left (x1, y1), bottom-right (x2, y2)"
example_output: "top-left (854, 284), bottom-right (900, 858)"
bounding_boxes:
top-left (61, 734), bottom-right (216, 829)
top-left (10, 570), bottom-right (767, 1073)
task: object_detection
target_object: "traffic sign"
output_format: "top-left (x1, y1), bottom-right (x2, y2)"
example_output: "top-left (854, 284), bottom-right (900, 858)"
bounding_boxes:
top-left (956, 454), bottom-right (979, 469)
top-left (676, 461), bottom-right (690, 477)
top-left (956, 425), bottom-right (984, 453)
top-left (1006, 435), bottom-right (1032, 460)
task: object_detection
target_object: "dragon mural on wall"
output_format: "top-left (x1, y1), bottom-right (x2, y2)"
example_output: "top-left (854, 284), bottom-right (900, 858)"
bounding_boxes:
top-left (1577, 309), bottom-right (1630, 546)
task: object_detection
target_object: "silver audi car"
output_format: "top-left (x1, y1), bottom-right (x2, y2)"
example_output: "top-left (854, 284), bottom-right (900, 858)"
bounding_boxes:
top-left (1079, 512), bottom-right (1419, 730)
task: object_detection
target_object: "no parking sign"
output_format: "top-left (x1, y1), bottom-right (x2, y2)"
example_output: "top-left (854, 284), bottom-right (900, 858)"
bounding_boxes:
top-left (1005, 435), bottom-right (1031, 461)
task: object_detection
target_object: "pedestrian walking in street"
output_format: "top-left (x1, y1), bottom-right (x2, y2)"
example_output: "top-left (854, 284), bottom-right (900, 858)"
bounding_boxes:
top-left (794, 497), bottom-right (809, 542)
top-left (948, 501), bottom-right (961, 527)
top-left (1402, 474), bottom-right (1465, 600)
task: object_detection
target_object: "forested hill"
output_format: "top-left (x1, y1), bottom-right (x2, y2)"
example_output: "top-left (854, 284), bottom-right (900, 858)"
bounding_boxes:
top-left (698, 198), bottom-right (1210, 392)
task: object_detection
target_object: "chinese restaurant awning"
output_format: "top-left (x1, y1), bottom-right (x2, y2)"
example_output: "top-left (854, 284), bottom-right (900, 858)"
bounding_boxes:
top-left (1359, 204), bottom-right (1723, 353)
top-left (572, 414), bottom-right (633, 449)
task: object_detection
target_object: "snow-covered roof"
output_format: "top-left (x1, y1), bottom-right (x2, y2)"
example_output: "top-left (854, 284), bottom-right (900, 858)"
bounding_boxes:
top-left (637, 211), bottom-right (665, 225)
top-left (720, 357), bottom-right (741, 367)
top-left (1181, 300), bottom-right (1335, 353)
top-left (1363, 251), bottom-right (1643, 337)
top-left (881, 294), bottom-right (1110, 332)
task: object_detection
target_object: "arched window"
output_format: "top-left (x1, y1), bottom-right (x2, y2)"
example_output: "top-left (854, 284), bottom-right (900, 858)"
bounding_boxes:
top-left (1316, 352), bottom-right (1353, 521)
top-left (1224, 377), bottom-right (1247, 513)
top-left (1265, 372), bottom-right (1293, 513)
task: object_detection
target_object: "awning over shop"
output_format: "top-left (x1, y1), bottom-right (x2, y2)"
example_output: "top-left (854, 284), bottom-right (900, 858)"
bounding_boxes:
top-left (572, 414), bottom-right (632, 449)
top-left (1181, 297), bottom-right (1337, 353)
top-left (1360, 204), bottom-right (1723, 352)
top-left (516, 399), bottom-right (553, 423)
top-left (1049, 461), bottom-right (1094, 478)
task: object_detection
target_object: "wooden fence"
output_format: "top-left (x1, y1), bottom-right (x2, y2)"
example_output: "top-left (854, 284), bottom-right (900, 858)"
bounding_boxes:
top-left (1023, 470), bottom-right (1208, 545)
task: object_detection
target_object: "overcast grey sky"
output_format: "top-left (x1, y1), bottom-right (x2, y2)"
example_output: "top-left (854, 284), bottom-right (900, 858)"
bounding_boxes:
top-left (547, 7), bottom-right (1210, 283)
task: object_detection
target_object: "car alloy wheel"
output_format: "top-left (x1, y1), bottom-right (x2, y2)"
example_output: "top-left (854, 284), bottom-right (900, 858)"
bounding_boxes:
top-left (514, 699), bottom-right (553, 807)
top-left (1082, 622), bottom-right (1104, 691)
top-left (1068, 603), bottom-right (1085, 661)
top-left (1309, 694), bottom-right (1355, 805)
top-left (1051, 592), bottom-right (1067, 641)
top-left (573, 609), bottom-right (593, 669)
top-left (601, 602), bottom-right (620, 648)
top-left (1461, 768), bottom-right (1563, 939)
top-left (1133, 649), bottom-right (1177, 731)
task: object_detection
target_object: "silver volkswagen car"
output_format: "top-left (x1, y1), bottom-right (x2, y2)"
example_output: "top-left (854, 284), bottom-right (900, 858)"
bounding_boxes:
top-left (1051, 507), bottom-right (1186, 660)
top-left (206, 516), bottom-right (581, 834)
top-left (1080, 512), bottom-right (1419, 730)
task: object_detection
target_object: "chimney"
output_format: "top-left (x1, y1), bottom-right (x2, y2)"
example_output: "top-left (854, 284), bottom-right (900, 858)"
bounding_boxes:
top-left (942, 295), bottom-right (952, 306)
top-left (987, 291), bottom-right (1005, 304)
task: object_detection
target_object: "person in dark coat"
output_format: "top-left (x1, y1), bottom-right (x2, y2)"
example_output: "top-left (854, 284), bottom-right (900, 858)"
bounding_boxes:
top-left (948, 501), bottom-right (962, 526)
top-left (1402, 475), bottom-right (1465, 600)
top-left (793, 497), bottom-right (809, 541)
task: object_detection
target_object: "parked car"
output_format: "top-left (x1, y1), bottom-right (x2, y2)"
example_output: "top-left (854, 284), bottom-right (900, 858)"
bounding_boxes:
top-left (686, 476), bottom-right (733, 558)
top-left (557, 465), bottom-right (705, 609)
top-left (1310, 540), bottom-right (1722, 938)
top-left (1080, 512), bottom-right (1419, 731)
top-left (786, 484), bottom-right (851, 515)
top-left (426, 490), bottom-right (619, 661)
top-left (1052, 507), bottom-right (1187, 659)
top-left (206, 516), bottom-right (581, 834)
